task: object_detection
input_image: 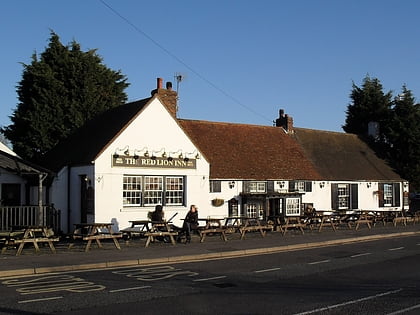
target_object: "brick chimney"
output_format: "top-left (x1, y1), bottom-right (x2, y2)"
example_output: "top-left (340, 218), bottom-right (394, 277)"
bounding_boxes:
top-left (275, 109), bottom-right (294, 133)
top-left (151, 77), bottom-right (178, 118)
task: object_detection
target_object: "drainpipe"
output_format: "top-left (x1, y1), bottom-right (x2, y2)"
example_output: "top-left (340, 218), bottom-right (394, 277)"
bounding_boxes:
top-left (67, 166), bottom-right (71, 233)
top-left (38, 172), bottom-right (47, 226)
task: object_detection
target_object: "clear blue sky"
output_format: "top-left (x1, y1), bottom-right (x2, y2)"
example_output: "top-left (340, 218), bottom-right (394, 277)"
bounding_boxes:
top-left (1, 0), bottom-right (419, 133)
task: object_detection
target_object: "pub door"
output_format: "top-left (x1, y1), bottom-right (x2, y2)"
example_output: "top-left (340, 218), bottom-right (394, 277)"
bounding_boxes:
top-left (268, 198), bottom-right (283, 218)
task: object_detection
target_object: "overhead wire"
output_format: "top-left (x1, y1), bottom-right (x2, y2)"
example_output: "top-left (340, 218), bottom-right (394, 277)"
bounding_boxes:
top-left (99, 0), bottom-right (273, 124)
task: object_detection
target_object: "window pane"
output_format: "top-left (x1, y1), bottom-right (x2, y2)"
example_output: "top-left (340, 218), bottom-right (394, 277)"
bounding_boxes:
top-left (295, 181), bottom-right (305, 192)
top-left (286, 198), bottom-right (300, 216)
top-left (165, 176), bottom-right (184, 205)
top-left (144, 176), bottom-right (163, 205)
top-left (210, 180), bottom-right (221, 193)
top-left (338, 184), bottom-right (349, 209)
top-left (384, 184), bottom-right (393, 206)
top-left (249, 181), bottom-right (266, 193)
top-left (123, 176), bottom-right (142, 206)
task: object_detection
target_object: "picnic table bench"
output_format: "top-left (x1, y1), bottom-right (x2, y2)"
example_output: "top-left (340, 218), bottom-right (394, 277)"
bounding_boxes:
top-left (282, 216), bottom-right (306, 235)
top-left (1, 226), bottom-right (59, 256)
top-left (120, 220), bottom-right (151, 242)
top-left (238, 218), bottom-right (272, 240)
top-left (354, 212), bottom-right (375, 230)
top-left (144, 221), bottom-right (178, 247)
top-left (197, 218), bottom-right (228, 242)
top-left (69, 223), bottom-right (122, 252)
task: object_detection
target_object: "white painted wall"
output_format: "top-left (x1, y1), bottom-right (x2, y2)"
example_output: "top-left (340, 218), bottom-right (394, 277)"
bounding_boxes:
top-left (93, 98), bottom-right (210, 230)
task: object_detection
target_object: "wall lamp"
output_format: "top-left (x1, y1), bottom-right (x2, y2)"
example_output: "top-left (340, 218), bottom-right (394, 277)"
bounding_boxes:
top-left (167, 150), bottom-right (184, 161)
top-left (366, 182), bottom-right (372, 188)
top-left (319, 181), bottom-right (325, 188)
top-left (151, 148), bottom-right (166, 160)
top-left (229, 181), bottom-right (235, 189)
top-left (133, 147), bottom-right (149, 160)
top-left (113, 145), bottom-right (130, 158)
top-left (277, 181), bottom-right (286, 188)
top-left (185, 150), bottom-right (201, 160)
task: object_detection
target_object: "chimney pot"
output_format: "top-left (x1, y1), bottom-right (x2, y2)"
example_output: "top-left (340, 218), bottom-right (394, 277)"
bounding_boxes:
top-left (166, 82), bottom-right (173, 90)
top-left (157, 77), bottom-right (163, 89)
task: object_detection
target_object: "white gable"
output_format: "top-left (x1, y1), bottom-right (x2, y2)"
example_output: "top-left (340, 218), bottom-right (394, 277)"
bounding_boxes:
top-left (0, 142), bottom-right (17, 156)
top-left (87, 97), bottom-right (211, 230)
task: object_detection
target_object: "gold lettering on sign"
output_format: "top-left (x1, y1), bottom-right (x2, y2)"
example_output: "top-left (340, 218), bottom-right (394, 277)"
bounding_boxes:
top-left (112, 155), bottom-right (196, 169)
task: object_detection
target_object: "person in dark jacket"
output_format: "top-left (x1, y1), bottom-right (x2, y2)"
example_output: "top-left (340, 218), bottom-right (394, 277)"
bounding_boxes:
top-left (181, 204), bottom-right (199, 243)
top-left (150, 205), bottom-right (168, 242)
top-left (151, 204), bottom-right (164, 222)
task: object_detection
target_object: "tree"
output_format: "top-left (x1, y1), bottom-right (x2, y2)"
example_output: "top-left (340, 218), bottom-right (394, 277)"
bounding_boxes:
top-left (2, 31), bottom-right (129, 162)
top-left (387, 86), bottom-right (420, 189)
top-left (343, 75), bottom-right (393, 143)
top-left (344, 76), bottom-right (420, 191)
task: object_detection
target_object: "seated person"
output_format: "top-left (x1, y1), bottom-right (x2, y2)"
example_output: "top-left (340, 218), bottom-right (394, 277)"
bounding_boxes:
top-left (179, 205), bottom-right (199, 243)
top-left (151, 204), bottom-right (164, 222)
top-left (151, 205), bottom-right (168, 242)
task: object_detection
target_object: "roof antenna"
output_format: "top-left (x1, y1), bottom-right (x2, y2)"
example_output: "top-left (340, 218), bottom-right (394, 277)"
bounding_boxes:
top-left (174, 72), bottom-right (186, 95)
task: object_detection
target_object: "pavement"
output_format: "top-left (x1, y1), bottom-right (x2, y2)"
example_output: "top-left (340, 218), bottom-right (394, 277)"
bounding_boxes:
top-left (0, 223), bottom-right (419, 278)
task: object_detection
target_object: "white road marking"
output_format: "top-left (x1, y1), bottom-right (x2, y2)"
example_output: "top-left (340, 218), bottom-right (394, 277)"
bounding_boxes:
top-left (109, 286), bottom-right (151, 293)
top-left (193, 276), bottom-right (226, 282)
top-left (388, 247), bottom-right (404, 251)
top-left (254, 267), bottom-right (281, 273)
top-left (350, 252), bottom-right (371, 258)
top-left (293, 288), bottom-right (402, 315)
top-left (18, 296), bottom-right (63, 304)
top-left (308, 259), bottom-right (330, 265)
top-left (386, 303), bottom-right (420, 315)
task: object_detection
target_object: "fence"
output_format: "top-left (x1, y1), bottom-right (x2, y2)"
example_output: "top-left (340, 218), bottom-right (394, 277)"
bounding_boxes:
top-left (0, 205), bottom-right (61, 233)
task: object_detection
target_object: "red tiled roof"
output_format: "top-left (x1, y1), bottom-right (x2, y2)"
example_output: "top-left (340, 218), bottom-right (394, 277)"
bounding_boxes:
top-left (178, 119), bottom-right (322, 180)
top-left (293, 127), bottom-right (403, 181)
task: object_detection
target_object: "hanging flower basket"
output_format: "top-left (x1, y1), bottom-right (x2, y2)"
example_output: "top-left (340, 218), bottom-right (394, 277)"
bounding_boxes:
top-left (211, 198), bottom-right (225, 207)
top-left (373, 190), bottom-right (383, 198)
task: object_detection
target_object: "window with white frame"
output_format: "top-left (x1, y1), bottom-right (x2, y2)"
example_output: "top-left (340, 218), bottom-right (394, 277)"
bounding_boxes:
top-left (123, 176), bottom-right (142, 206)
top-left (165, 176), bottom-right (184, 205)
top-left (294, 181), bottom-right (305, 192)
top-left (123, 175), bottom-right (185, 207)
top-left (144, 176), bottom-right (163, 205)
top-left (337, 184), bottom-right (349, 209)
top-left (383, 183), bottom-right (393, 206)
top-left (249, 181), bottom-right (266, 193)
top-left (286, 198), bottom-right (300, 216)
top-left (246, 204), bottom-right (257, 218)
top-left (210, 180), bottom-right (221, 193)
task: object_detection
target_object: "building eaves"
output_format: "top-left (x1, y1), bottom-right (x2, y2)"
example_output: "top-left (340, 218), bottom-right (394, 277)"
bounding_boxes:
top-left (42, 97), bottom-right (151, 171)
top-left (178, 119), bottom-right (322, 181)
top-left (293, 127), bottom-right (403, 181)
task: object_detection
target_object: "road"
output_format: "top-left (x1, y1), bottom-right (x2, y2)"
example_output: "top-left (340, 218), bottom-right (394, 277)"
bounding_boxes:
top-left (0, 235), bottom-right (419, 314)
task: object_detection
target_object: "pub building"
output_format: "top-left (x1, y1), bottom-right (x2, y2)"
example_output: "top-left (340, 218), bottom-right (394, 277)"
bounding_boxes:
top-left (43, 78), bottom-right (408, 233)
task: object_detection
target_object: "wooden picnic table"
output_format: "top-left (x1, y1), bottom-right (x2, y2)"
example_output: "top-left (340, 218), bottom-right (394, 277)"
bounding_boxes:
top-left (121, 220), bottom-right (152, 241)
top-left (197, 217), bottom-right (227, 243)
top-left (223, 216), bottom-right (248, 233)
top-left (237, 217), bottom-right (272, 240)
top-left (282, 216), bottom-right (306, 235)
top-left (144, 221), bottom-right (178, 247)
top-left (69, 222), bottom-right (122, 252)
top-left (1, 226), bottom-right (59, 256)
top-left (317, 213), bottom-right (341, 232)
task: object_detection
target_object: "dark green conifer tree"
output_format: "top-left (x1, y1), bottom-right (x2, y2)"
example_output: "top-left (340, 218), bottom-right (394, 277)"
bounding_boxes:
top-left (388, 86), bottom-right (420, 189)
top-left (2, 31), bottom-right (129, 162)
top-left (343, 75), bottom-right (393, 144)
